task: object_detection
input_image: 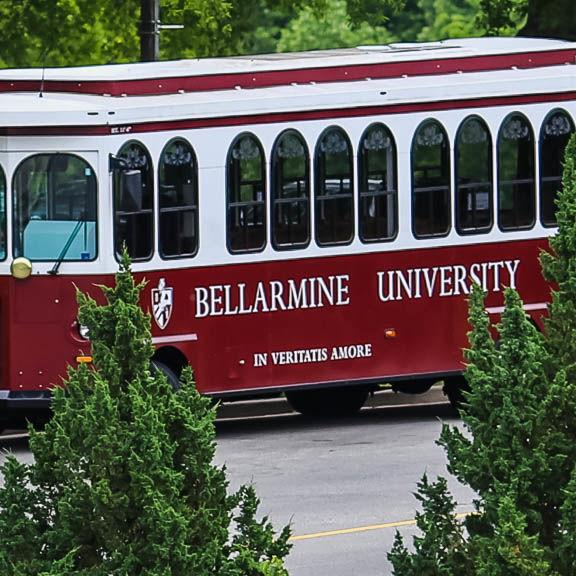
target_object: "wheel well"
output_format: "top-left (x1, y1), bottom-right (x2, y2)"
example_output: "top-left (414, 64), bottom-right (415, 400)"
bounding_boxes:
top-left (152, 346), bottom-right (189, 377)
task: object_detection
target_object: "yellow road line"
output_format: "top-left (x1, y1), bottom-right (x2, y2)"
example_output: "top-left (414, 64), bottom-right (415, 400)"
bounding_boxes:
top-left (289, 512), bottom-right (469, 541)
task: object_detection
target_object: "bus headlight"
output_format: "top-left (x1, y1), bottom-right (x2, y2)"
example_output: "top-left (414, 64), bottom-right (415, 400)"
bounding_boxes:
top-left (10, 257), bottom-right (32, 280)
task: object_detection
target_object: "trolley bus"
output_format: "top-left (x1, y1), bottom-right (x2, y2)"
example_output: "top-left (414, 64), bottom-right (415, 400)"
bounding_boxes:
top-left (0, 36), bottom-right (574, 424)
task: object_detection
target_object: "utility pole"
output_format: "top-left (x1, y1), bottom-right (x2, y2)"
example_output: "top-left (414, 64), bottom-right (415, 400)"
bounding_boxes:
top-left (140, 0), bottom-right (159, 62)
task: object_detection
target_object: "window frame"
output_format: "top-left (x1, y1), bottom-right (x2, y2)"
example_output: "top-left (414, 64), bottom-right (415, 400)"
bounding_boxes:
top-left (12, 152), bottom-right (98, 262)
top-left (158, 137), bottom-right (199, 260)
top-left (0, 164), bottom-right (6, 262)
top-left (113, 140), bottom-right (154, 262)
top-left (497, 112), bottom-right (536, 232)
top-left (539, 108), bottom-right (575, 228)
top-left (314, 125), bottom-right (355, 247)
top-left (454, 115), bottom-right (494, 236)
top-left (411, 118), bottom-right (451, 239)
top-left (226, 132), bottom-right (267, 254)
top-left (270, 129), bottom-right (311, 251)
top-left (357, 122), bottom-right (398, 244)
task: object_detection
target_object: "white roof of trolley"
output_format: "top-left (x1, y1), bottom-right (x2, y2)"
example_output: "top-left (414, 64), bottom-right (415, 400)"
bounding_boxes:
top-left (0, 37), bottom-right (569, 83)
top-left (0, 36), bottom-right (571, 101)
top-left (0, 37), bottom-right (573, 131)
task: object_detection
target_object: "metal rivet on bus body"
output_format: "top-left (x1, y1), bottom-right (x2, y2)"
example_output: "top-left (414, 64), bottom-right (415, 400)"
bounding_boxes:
top-left (18, 371), bottom-right (23, 375)
top-left (55, 299), bottom-right (59, 304)
top-left (239, 360), bottom-right (246, 365)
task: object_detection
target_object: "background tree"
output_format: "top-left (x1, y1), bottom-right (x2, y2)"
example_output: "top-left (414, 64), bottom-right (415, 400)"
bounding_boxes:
top-left (0, 254), bottom-right (290, 575)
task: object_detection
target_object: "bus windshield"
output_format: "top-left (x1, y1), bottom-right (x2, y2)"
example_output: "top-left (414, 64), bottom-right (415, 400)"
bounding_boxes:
top-left (12, 154), bottom-right (97, 261)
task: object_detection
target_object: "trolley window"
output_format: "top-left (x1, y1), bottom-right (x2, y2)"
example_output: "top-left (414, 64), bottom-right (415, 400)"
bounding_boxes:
top-left (271, 130), bottom-right (310, 250)
top-left (227, 133), bottom-right (266, 253)
top-left (358, 123), bottom-right (397, 242)
top-left (315, 127), bottom-right (354, 246)
top-left (498, 113), bottom-right (535, 230)
top-left (412, 119), bottom-right (451, 237)
top-left (113, 141), bottom-right (154, 261)
top-left (158, 139), bottom-right (199, 258)
top-left (455, 116), bottom-right (493, 234)
top-left (13, 154), bottom-right (97, 261)
top-left (540, 109), bottom-right (574, 227)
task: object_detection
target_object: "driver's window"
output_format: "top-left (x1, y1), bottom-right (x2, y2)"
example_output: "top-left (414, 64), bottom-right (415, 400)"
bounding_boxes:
top-left (12, 154), bottom-right (97, 261)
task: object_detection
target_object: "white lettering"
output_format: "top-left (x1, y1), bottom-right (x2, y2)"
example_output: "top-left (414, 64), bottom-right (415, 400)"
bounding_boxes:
top-left (195, 287), bottom-right (210, 318)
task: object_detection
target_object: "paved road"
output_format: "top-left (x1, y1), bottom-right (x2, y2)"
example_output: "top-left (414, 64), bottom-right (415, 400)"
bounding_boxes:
top-left (216, 388), bottom-right (474, 576)
top-left (0, 388), bottom-right (475, 576)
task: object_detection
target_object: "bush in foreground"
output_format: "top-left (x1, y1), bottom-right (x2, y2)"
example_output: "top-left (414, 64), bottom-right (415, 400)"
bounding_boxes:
top-left (0, 253), bottom-right (291, 575)
top-left (387, 136), bottom-right (576, 574)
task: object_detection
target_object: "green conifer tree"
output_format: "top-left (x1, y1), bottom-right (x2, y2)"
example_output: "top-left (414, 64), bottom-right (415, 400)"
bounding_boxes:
top-left (0, 253), bottom-right (291, 575)
top-left (388, 134), bottom-right (576, 574)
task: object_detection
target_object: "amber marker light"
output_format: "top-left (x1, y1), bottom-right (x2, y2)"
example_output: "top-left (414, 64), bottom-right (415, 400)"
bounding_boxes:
top-left (76, 355), bottom-right (93, 364)
top-left (384, 328), bottom-right (397, 338)
top-left (10, 257), bottom-right (32, 279)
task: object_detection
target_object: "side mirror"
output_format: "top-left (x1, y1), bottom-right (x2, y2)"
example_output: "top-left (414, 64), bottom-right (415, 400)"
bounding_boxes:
top-left (119, 170), bottom-right (143, 212)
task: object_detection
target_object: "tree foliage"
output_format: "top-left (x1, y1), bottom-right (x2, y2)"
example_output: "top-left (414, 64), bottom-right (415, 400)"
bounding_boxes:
top-left (0, 0), bottom-right (573, 68)
top-left (388, 135), bottom-right (576, 574)
top-left (0, 253), bottom-right (290, 575)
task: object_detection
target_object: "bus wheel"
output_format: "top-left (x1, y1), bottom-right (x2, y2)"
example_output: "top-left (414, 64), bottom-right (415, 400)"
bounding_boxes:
top-left (443, 376), bottom-right (469, 411)
top-left (392, 378), bottom-right (436, 394)
top-left (151, 360), bottom-right (181, 391)
top-left (285, 386), bottom-right (369, 417)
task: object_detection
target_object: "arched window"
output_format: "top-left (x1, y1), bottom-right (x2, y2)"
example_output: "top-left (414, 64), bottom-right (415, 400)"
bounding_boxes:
top-left (358, 123), bottom-right (397, 242)
top-left (113, 141), bottom-right (153, 260)
top-left (411, 119), bottom-right (450, 237)
top-left (271, 130), bottom-right (310, 249)
top-left (227, 133), bottom-right (266, 253)
top-left (158, 139), bottom-right (198, 258)
top-left (540, 109), bottom-right (574, 226)
top-left (13, 154), bottom-right (97, 261)
top-left (315, 127), bottom-right (354, 245)
top-left (498, 113), bottom-right (535, 230)
top-left (455, 116), bottom-right (493, 234)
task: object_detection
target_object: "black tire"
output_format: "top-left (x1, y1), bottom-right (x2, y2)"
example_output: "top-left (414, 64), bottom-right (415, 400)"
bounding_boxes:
top-left (392, 378), bottom-right (436, 395)
top-left (285, 386), bottom-right (369, 417)
top-left (442, 376), bottom-right (469, 411)
top-left (151, 360), bottom-right (181, 390)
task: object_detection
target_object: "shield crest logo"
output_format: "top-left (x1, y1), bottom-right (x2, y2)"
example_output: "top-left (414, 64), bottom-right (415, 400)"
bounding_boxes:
top-left (152, 278), bottom-right (173, 330)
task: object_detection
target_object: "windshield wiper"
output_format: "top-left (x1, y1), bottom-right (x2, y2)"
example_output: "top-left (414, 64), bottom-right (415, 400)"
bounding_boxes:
top-left (48, 219), bottom-right (85, 276)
